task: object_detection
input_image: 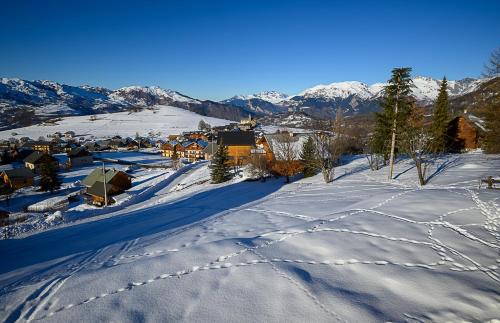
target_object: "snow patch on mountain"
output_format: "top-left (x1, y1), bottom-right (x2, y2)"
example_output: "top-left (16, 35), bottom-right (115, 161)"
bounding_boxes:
top-left (299, 81), bottom-right (374, 100)
top-left (110, 86), bottom-right (199, 104)
top-left (228, 91), bottom-right (289, 104)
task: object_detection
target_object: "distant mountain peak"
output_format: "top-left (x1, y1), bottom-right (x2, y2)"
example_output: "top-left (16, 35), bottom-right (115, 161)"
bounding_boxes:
top-left (229, 91), bottom-right (289, 104)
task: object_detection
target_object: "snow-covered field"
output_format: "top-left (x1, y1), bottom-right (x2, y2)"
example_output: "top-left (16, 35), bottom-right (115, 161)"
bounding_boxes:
top-left (0, 105), bottom-right (231, 140)
top-left (1, 153), bottom-right (499, 322)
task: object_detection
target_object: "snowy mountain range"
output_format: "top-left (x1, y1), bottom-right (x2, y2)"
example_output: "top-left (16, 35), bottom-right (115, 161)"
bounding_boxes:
top-left (0, 78), bottom-right (253, 130)
top-left (0, 76), bottom-right (494, 130)
top-left (223, 76), bottom-right (489, 118)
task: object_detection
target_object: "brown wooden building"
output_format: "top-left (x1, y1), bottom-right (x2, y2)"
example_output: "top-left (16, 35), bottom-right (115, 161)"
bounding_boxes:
top-left (82, 168), bottom-right (133, 206)
top-left (217, 131), bottom-right (256, 166)
top-left (1, 168), bottom-right (34, 189)
top-left (446, 115), bottom-right (484, 152)
top-left (24, 152), bottom-right (59, 174)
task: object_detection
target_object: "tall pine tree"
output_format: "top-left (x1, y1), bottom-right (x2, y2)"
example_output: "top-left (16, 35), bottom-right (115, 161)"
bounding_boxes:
top-left (39, 155), bottom-right (61, 192)
top-left (483, 102), bottom-right (500, 153)
top-left (171, 145), bottom-right (180, 169)
top-left (430, 77), bottom-right (449, 153)
top-left (210, 144), bottom-right (231, 183)
top-left (372, 67), bottom-right (415, 162)
top-left (300, 136), bottom-right (317, 178)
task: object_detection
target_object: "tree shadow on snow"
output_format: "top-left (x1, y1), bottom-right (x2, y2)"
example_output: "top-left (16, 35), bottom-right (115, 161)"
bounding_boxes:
top-left (0, 179), bottom-right (285, 276)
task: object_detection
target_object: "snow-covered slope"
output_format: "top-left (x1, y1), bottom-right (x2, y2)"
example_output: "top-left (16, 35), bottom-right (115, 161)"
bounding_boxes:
top-left (0, 105), bottom-right (231, 140)
top-left (1, 154), bottom-right (499, 322)
top-left (0, 78), bottom-right (253, 130)
top-left (109, 86), bottom-right (200, 106)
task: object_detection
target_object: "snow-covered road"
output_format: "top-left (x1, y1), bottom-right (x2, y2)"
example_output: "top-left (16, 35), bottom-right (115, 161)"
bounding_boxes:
top-left (1, 154), bottom-right (499, 322)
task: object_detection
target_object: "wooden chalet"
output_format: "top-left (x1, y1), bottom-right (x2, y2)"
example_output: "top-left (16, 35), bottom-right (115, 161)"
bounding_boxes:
top-left (82, 168), bottom-right (133, 206)
top-left (67, 147), bottom-right (93, 168)
top-left (183, 140), bottom-right (208, 162)
top-left (255, 136), bottom-right (275, 162)
top-left (446, 115), bottom-right (485, 152)
top-left (23, 151), bottom-right (59, 174)
top-left (161, 139), bottom-right (208, 162)
top-left (217, 131), bottom-right (256, 166)
top-left (21, 141), bottom-right (54, 153)
top-left (1, 168), bottom-right (34, 189)
top-left (161, 141), bottom-right (185, 158)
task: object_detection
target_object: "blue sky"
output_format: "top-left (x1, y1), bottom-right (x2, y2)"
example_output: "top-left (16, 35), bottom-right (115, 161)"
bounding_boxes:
top-left (1, 0), bottom-right (499, 100)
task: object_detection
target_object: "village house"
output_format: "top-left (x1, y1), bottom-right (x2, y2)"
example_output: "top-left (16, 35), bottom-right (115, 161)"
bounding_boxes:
top-left (161, 139), bottom-right (208, 162)
top-left (183, 140), bottom-right (208, 162)
top-left (0, 140), bottom-right (14, 151)
top-left (82, 168), bottom-right (133, 206)
top-left (212, 123), bottom-right (239, 133)
top-left (168, 134), bottom-right (180, 141)
top-left (1, 168), bottom-right (34, 189)
top-left (109, 138), bottom-right (127, 150)
top-left (59, 141), bottom-right (80, 153)
top-left (255, 136), bottom-right (275, 162)
top-left (217, 131), bottom-right (256, 166)
top-left (24, 151), bottom-right (59, 174)
top-left (238, 115), bottom-right (258, 131)
top-left (446, 114), bottom-right (485, 152)
top-left (161, 141), bottom-right (185, 158)
top-left (186, 132), bottom-right (209, 141)
top-left (21, 140), bottom-right (54, 153)
top-left (67, 147), bottom-right (93, 168)
top-left (64, 131), bottom-right (76, 139)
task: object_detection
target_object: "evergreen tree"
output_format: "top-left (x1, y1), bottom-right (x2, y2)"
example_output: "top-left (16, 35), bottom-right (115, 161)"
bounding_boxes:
top-left (430, 77), bottom-right (449, 153)
top-left (171, 145), bottom-right (180, 170)
top-left (300, 137), bottom-right (317, 178)
top-left (372, 67), bottom-right (415, 160)
top-left (483, 102), bottom-right (500, 153)
top-left (39, 155), bottom-right (61, 192)
top-left (210, 144), bottom-right (231, 183)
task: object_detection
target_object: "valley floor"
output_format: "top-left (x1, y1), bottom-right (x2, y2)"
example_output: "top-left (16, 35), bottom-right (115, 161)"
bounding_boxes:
top-left (0, 153), bottom-right (499, 322)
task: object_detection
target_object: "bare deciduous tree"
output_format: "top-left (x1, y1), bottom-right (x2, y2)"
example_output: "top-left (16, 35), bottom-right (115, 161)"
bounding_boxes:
top-left (271, 132), bottom-right (302, 183)
top-left (311, 109), bottom-right (347, 183)
top-left (247, 153), bottom-right (269, 181)
top-left (483, 47), bottom-right (500, 77)
top-left (399, 107), bottom-right (433, 185)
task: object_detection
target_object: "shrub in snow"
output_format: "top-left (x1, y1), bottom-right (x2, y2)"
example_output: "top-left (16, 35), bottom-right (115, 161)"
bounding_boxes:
top-left (45, 211), bottom-right (63, 223)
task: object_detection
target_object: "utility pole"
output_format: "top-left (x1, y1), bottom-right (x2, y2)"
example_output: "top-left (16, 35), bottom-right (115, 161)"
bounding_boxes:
top-left (102, 162), bottom-right (108, 207)
top-left (388, 81), bottom-right (399, 180)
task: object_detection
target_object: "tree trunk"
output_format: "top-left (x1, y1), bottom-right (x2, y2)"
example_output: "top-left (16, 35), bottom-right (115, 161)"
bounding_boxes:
top-left (415, 159), bottom-right (426, 186)
top-left (286, 175), bottom-right (290, 183)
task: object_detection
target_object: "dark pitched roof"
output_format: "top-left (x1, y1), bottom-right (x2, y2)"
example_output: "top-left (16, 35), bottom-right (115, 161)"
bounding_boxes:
top-left (86, 181), bottom-right (114, 198)
top-left (68, 147), bottom-right (91, 158)
top-left (217, 131), bottom-right (255, 146)
top-left (2, 168), bottom-right (34, 179)
top-left (23, 151), bottom-right (57, 164)
top-left (21, 141), bottom-right (53, 148)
